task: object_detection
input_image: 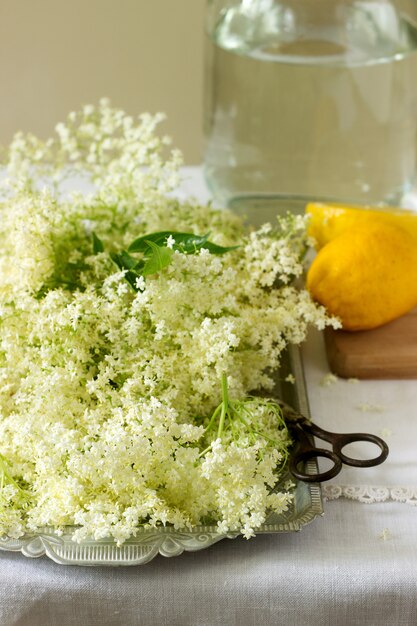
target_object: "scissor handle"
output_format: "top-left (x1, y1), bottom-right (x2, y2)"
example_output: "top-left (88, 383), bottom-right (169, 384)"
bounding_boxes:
top-left (290, 447), bottom-right (343, 483)
top-left (331, 432), bottom-right (389, 468)
top-left (289, 423), bottom-right (344, 483)
top-left (279, 400), bottom-right (389, 483)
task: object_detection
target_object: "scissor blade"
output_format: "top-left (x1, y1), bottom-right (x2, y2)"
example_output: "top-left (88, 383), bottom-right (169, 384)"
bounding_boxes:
top-left (276, 399), bottom-right (311, 427)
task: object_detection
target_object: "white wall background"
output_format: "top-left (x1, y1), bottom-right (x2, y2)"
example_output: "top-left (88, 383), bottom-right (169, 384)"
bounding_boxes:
top-left (0, 0), bottom-right (206, 163)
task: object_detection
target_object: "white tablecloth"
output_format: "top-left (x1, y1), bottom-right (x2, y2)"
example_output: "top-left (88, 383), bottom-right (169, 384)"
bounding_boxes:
top-left (0, 168), bottom-right (416, 626)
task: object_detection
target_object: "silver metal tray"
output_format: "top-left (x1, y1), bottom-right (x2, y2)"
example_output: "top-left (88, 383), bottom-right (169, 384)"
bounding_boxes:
top-left (0, 346), bottom-right (323, 566)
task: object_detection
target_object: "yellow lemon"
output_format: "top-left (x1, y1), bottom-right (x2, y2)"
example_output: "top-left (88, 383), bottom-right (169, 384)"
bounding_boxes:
top-left (306, 220), bottom-right (417, 331)
top-left (306, 202), bottom-right (417, 250)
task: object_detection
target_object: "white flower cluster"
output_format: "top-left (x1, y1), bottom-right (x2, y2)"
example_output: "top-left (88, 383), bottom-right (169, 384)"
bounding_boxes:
top-left (0, 101), bottom-right (336, 543)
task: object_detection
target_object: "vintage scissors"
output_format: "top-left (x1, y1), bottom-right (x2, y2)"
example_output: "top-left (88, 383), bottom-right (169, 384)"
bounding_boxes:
top-left (277, 400), bottom-right (389, 483)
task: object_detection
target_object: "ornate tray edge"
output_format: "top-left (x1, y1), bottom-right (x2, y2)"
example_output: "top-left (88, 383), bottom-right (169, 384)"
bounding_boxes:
top-left (0, 529), bottom-right (239, 566)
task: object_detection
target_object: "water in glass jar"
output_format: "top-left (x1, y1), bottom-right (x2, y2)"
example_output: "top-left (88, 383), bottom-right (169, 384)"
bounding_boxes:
top-left (204, 1), bottom-right (417, 223)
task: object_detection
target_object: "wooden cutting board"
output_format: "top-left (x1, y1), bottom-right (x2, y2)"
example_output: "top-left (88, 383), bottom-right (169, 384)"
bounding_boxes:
top-left (324, 306), bottom-right (417, 379)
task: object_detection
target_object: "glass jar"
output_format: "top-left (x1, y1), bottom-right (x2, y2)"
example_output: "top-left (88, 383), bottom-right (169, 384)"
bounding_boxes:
top-left (204, 0), bottom-right (417, 223)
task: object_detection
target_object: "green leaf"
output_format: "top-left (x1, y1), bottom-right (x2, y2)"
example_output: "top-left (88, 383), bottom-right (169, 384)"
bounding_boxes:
top-left (128, 231), bottom-right (239, 255)
top-left (116, 250), bottom-right (138, 270)
top-left (141, 240), bottom-right (173, 276)
top-left (128, 231), bottom-right (180, 252)
top-left (111, 231), bottom-right (238, 292)
top-left (110, 252), bottom-right (140, 291)
top-left (200, 241), bottom-right (240, 255)
top-left (92, 232), bottom-right (104, 254)
top-left (175, 233), bottom-right (210, 254)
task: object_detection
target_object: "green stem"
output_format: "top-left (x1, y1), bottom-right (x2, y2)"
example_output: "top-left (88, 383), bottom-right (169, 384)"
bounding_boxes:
top-left (217, 373), bottom-right (229, 439)
top-left (235, 410), bottom-right (284, 448)
top-left (198, 445), bottom-right (213, 459)
top-left (0, 454), bottom-right (25, 493)
top-left (228, 411), bottom-right (238, 440)
top-left (251, 428), bottom-right (283, 446)
top-left (204, 403), bottom-right (223, 433)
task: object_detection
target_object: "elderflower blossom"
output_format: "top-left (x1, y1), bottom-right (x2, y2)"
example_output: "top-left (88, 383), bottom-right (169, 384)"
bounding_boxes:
top-left (0, 101), bottom-right (337, 543)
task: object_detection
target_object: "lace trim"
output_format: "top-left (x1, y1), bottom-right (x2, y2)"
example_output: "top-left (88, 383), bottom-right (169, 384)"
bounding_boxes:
top-left (322, 485), bottom-right (417, 506)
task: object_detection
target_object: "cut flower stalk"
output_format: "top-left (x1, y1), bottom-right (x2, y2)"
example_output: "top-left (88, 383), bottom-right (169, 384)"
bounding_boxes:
top-left (201, 374), bottom-right (291, 465)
